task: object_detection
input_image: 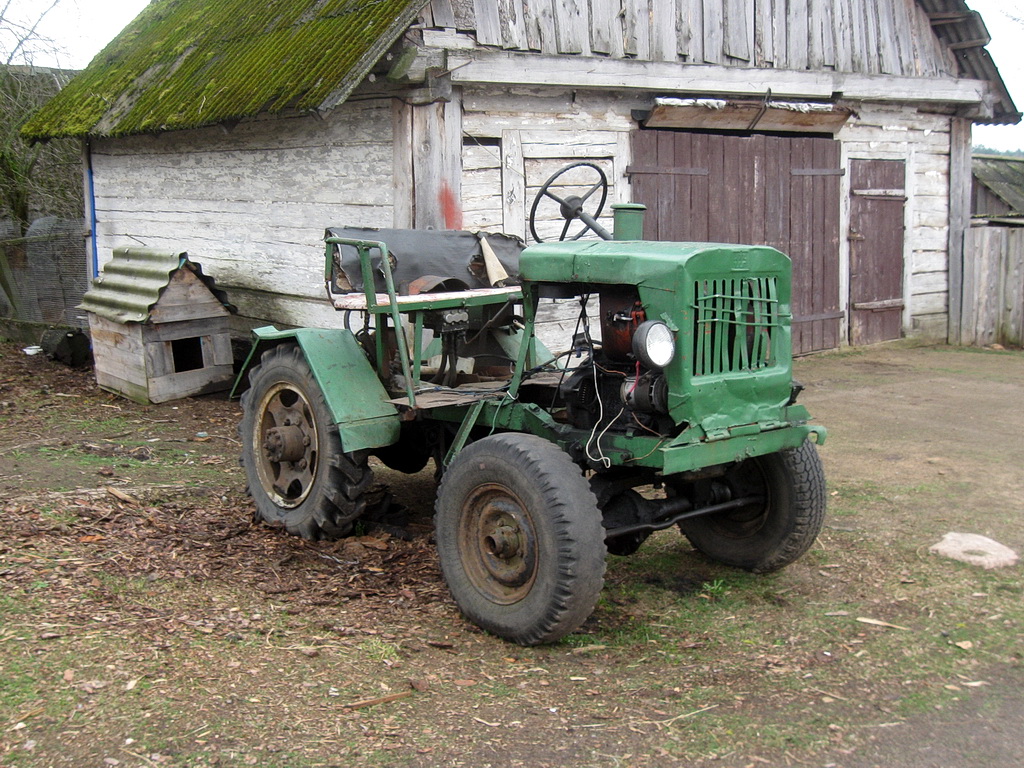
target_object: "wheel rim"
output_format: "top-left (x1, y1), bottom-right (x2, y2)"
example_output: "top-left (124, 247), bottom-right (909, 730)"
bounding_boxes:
top-left (253, 381), bottom-right (319, 508)
top-left (457, 483), bottom-right (539, 605)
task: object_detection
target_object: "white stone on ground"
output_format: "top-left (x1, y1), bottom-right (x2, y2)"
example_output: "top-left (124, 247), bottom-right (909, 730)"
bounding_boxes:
top-left (929, 532), bottom-right (1019, 569)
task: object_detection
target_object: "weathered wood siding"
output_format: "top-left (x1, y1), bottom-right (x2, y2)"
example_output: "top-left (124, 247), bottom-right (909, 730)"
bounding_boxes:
top-left (90, 100), bottom-right (395, 329)
top-left (461, 86), bottom-right (956, 348)
top-left (838, 104), bottom-right (953, 341)
top-left (961, 225), bottom-right (1024, 347)
top-left (461, 87), bottom-right (637, 348)
top-left (420, 0), bottom-right (953, 78)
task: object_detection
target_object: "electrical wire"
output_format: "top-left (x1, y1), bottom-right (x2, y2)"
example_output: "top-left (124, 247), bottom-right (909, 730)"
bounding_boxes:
top-left (631, 411), bottom-right (664, 437)
top-left (549, 294), bottom-right (593, 410)
top-left (624, 437), bottom-right (669, 463)
top-left (489, 390), bottom-right (518, 435)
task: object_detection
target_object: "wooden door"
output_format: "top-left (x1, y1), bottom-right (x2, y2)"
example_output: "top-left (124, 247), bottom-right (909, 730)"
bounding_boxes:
top-left (629, 131), bottom-right (842, 354)
top-left (849, 159), bottom-right (906, 345)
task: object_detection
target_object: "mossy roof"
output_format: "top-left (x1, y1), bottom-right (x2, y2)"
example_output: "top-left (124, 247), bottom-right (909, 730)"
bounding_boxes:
top-left (22, 0), bottom-right (424, 140)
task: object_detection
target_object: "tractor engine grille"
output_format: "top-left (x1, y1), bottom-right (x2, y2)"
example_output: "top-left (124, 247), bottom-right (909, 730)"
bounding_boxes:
top-left (692, 277), bottom-right (780, 376)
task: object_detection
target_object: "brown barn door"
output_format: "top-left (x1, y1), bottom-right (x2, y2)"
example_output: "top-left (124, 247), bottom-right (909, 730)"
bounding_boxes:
top-left (849, 160), bottom-right (906, 345)
top-left (629, 131), bottom-right (842, 354)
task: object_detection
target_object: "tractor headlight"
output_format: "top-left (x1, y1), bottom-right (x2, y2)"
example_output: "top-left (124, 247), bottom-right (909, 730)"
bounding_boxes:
top-left (632, 320), bottom-right (675, 370)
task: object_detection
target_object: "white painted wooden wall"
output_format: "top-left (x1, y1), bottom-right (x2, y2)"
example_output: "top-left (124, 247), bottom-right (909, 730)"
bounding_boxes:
top-left (460, 85), bottom-right (956, 346)
top-left (838, 104), bottom-right (953, 340)
top-left (90, 101), bottom-right (395, 330)
top-left (88, 85), bottom-right (959, 352)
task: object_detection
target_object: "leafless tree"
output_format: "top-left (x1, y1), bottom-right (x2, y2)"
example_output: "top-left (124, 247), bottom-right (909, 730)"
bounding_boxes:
top-left (2, 0), bottom-right (82, 229)
top-left (0, 0), bottom-right (83, 317)
top-left (1, 0), bottom-right (62, 67)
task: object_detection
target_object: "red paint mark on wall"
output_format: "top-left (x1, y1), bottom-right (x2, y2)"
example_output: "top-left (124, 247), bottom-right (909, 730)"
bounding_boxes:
top-left (439, 181), bottom-right (463, 230)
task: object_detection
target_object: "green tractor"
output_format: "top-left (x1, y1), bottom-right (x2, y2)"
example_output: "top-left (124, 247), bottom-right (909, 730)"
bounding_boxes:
top-left (235, 163), bottom-right (826, 646)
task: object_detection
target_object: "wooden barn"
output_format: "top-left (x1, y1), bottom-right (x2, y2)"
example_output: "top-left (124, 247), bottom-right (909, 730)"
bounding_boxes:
top-left (23, 0), bottom-right (1019, 354)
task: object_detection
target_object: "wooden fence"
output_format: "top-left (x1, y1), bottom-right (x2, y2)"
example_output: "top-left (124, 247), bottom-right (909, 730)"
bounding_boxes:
top-left (961, 224), bottom-right (1024, 347)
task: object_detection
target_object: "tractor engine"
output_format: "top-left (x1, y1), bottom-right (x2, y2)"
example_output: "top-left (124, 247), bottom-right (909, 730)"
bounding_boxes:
top-left (557, 285), bottom-right (676, 438)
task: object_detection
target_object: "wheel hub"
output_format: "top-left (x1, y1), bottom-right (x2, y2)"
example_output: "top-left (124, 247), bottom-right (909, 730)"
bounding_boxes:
top-left (263, 425), bottom-right (307, 463)
top-left (485, 524), bottom-right (523, 559)
top-left (460, 486), bottom-right (538, 604)
top-left (253, 382), bottom-right (319, 508)
top-left (559, 195), bottom-right (584, 220)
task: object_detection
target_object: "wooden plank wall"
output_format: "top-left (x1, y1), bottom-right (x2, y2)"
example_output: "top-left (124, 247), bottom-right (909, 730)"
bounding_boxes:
top-left (460, 87), bottom-right (633, 241)
top-left (420, 0), bottom-right (953, 78)
top-left (961, 226), bottom-right (1024, 347)
top-left (840, 103), bottom-right (952, 341)
top-left (461, 88), bottom-right (635, 350)
top-left (91, 100), bottom-right (396, 330)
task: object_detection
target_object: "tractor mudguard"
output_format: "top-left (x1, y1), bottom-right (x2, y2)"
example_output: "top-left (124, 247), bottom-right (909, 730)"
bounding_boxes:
top-left (234, 326), bottom-right (400, 452)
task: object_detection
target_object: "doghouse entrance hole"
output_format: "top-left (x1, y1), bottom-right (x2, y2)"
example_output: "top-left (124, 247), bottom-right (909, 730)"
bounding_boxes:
top-left (171, 337), bottom-right (204, 372)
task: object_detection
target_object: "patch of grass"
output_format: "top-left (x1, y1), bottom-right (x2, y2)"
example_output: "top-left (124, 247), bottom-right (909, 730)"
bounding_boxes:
top-left (665, 708), bottom-right (831, 760)
top-left (92, 573), bottom-right (152, 600)
top-left (39, 505), bottom-right (79, 526)
top-left (358, 637), bottom-right (402, 664)
top-left (827, 479), bottom-right (895, 516)
top-left (37, 445), bottom-right (150, 469)
top-left (67, 415), bottom-right (135, 433)
top-left (0, 591), bottom-right (39, 618)
top-left (700, 578), bottom-right (727, 600)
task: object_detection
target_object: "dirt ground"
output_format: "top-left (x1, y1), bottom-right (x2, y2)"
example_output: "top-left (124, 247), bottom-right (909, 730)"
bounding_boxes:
top-left (0, 339), bottom-right (1021, 768)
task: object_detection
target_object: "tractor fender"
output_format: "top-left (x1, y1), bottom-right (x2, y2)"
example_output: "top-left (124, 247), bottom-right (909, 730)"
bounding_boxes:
top-left (233, 326), bottom-right (400, 453)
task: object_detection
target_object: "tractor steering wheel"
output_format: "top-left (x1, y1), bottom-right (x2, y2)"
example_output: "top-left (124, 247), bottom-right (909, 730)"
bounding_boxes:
top-left (529, 162), bottom-right (611, 243)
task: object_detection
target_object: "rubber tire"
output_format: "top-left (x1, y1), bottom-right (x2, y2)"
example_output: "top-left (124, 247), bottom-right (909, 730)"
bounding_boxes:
top-left (435, 434), bottom-right (607, 645)
top-left (239, 343), bottom-right (373, 540)
top-left (680, 440), bottom-right (826, 573)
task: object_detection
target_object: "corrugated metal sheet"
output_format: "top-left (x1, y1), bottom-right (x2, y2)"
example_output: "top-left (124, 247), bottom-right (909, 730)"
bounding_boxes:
top-left (973, 155), bottom-right (1024, 215)
top-left (23, 0), bottom-right (425, 140)
top-left (79, 247), bottom-right (235, 323)
top-left (916, 0), bottom-right (1019, 125)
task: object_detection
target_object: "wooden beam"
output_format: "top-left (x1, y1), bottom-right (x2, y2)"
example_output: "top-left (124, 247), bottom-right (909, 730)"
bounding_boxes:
top-left (927, 12), bottom-right (972, 25)
top-left (948, 38), bottom-right (991, 51)
top-left (500, 129), bottom-right (525, 240)
top-left (447, 51), bottom-right (990, 106)
top-left (392, 99), bottom-right (414, 229)
top-left (948, 117), bottom-right (972, 345)
top-left (429, 0), bottom-right (456, 28)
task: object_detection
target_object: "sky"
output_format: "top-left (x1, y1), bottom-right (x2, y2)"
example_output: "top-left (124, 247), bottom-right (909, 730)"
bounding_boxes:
top-left (8, 0), bottom-right (1024, 151)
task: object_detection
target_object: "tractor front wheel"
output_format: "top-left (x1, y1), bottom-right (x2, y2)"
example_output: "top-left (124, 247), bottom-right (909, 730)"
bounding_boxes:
top-left (678, 440), bottom-right (826, 573)
top-left (435, 434), bottom-right (606, 645)
top-left (240, 343), bottom-right (372, 539)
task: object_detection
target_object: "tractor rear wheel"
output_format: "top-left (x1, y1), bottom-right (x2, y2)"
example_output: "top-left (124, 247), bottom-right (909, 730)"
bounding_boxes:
top-left (679, 440), bottom-right (826, 573)
top-left (240, 343), bottom-right (372, 539)
top-left (435, 434), bottom-right (606, 645)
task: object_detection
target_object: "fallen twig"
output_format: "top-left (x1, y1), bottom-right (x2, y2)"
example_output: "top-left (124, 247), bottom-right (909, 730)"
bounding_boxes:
top-left (107, 487), bottom-right (141, 506)
top-left (856, 617), bottom-right (912, 631)
top-left (643, 703), bottom-right (719, 728)
top-left (341, 690), bottom-right (414, 710)
top-left (807, 686), bottom-right (849, 701)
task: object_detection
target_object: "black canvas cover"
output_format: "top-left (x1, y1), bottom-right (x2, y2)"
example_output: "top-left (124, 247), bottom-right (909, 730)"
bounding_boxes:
top-left (325, 227), bottom-right (523, 295)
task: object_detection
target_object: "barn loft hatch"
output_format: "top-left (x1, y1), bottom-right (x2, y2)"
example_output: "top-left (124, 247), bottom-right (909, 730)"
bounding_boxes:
top-left (639, 96), bottom-right (854, 134)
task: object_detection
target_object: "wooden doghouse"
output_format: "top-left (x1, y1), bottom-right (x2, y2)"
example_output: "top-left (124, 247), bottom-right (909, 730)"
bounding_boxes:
top-left (79, 248), bottom-right (236, 404)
